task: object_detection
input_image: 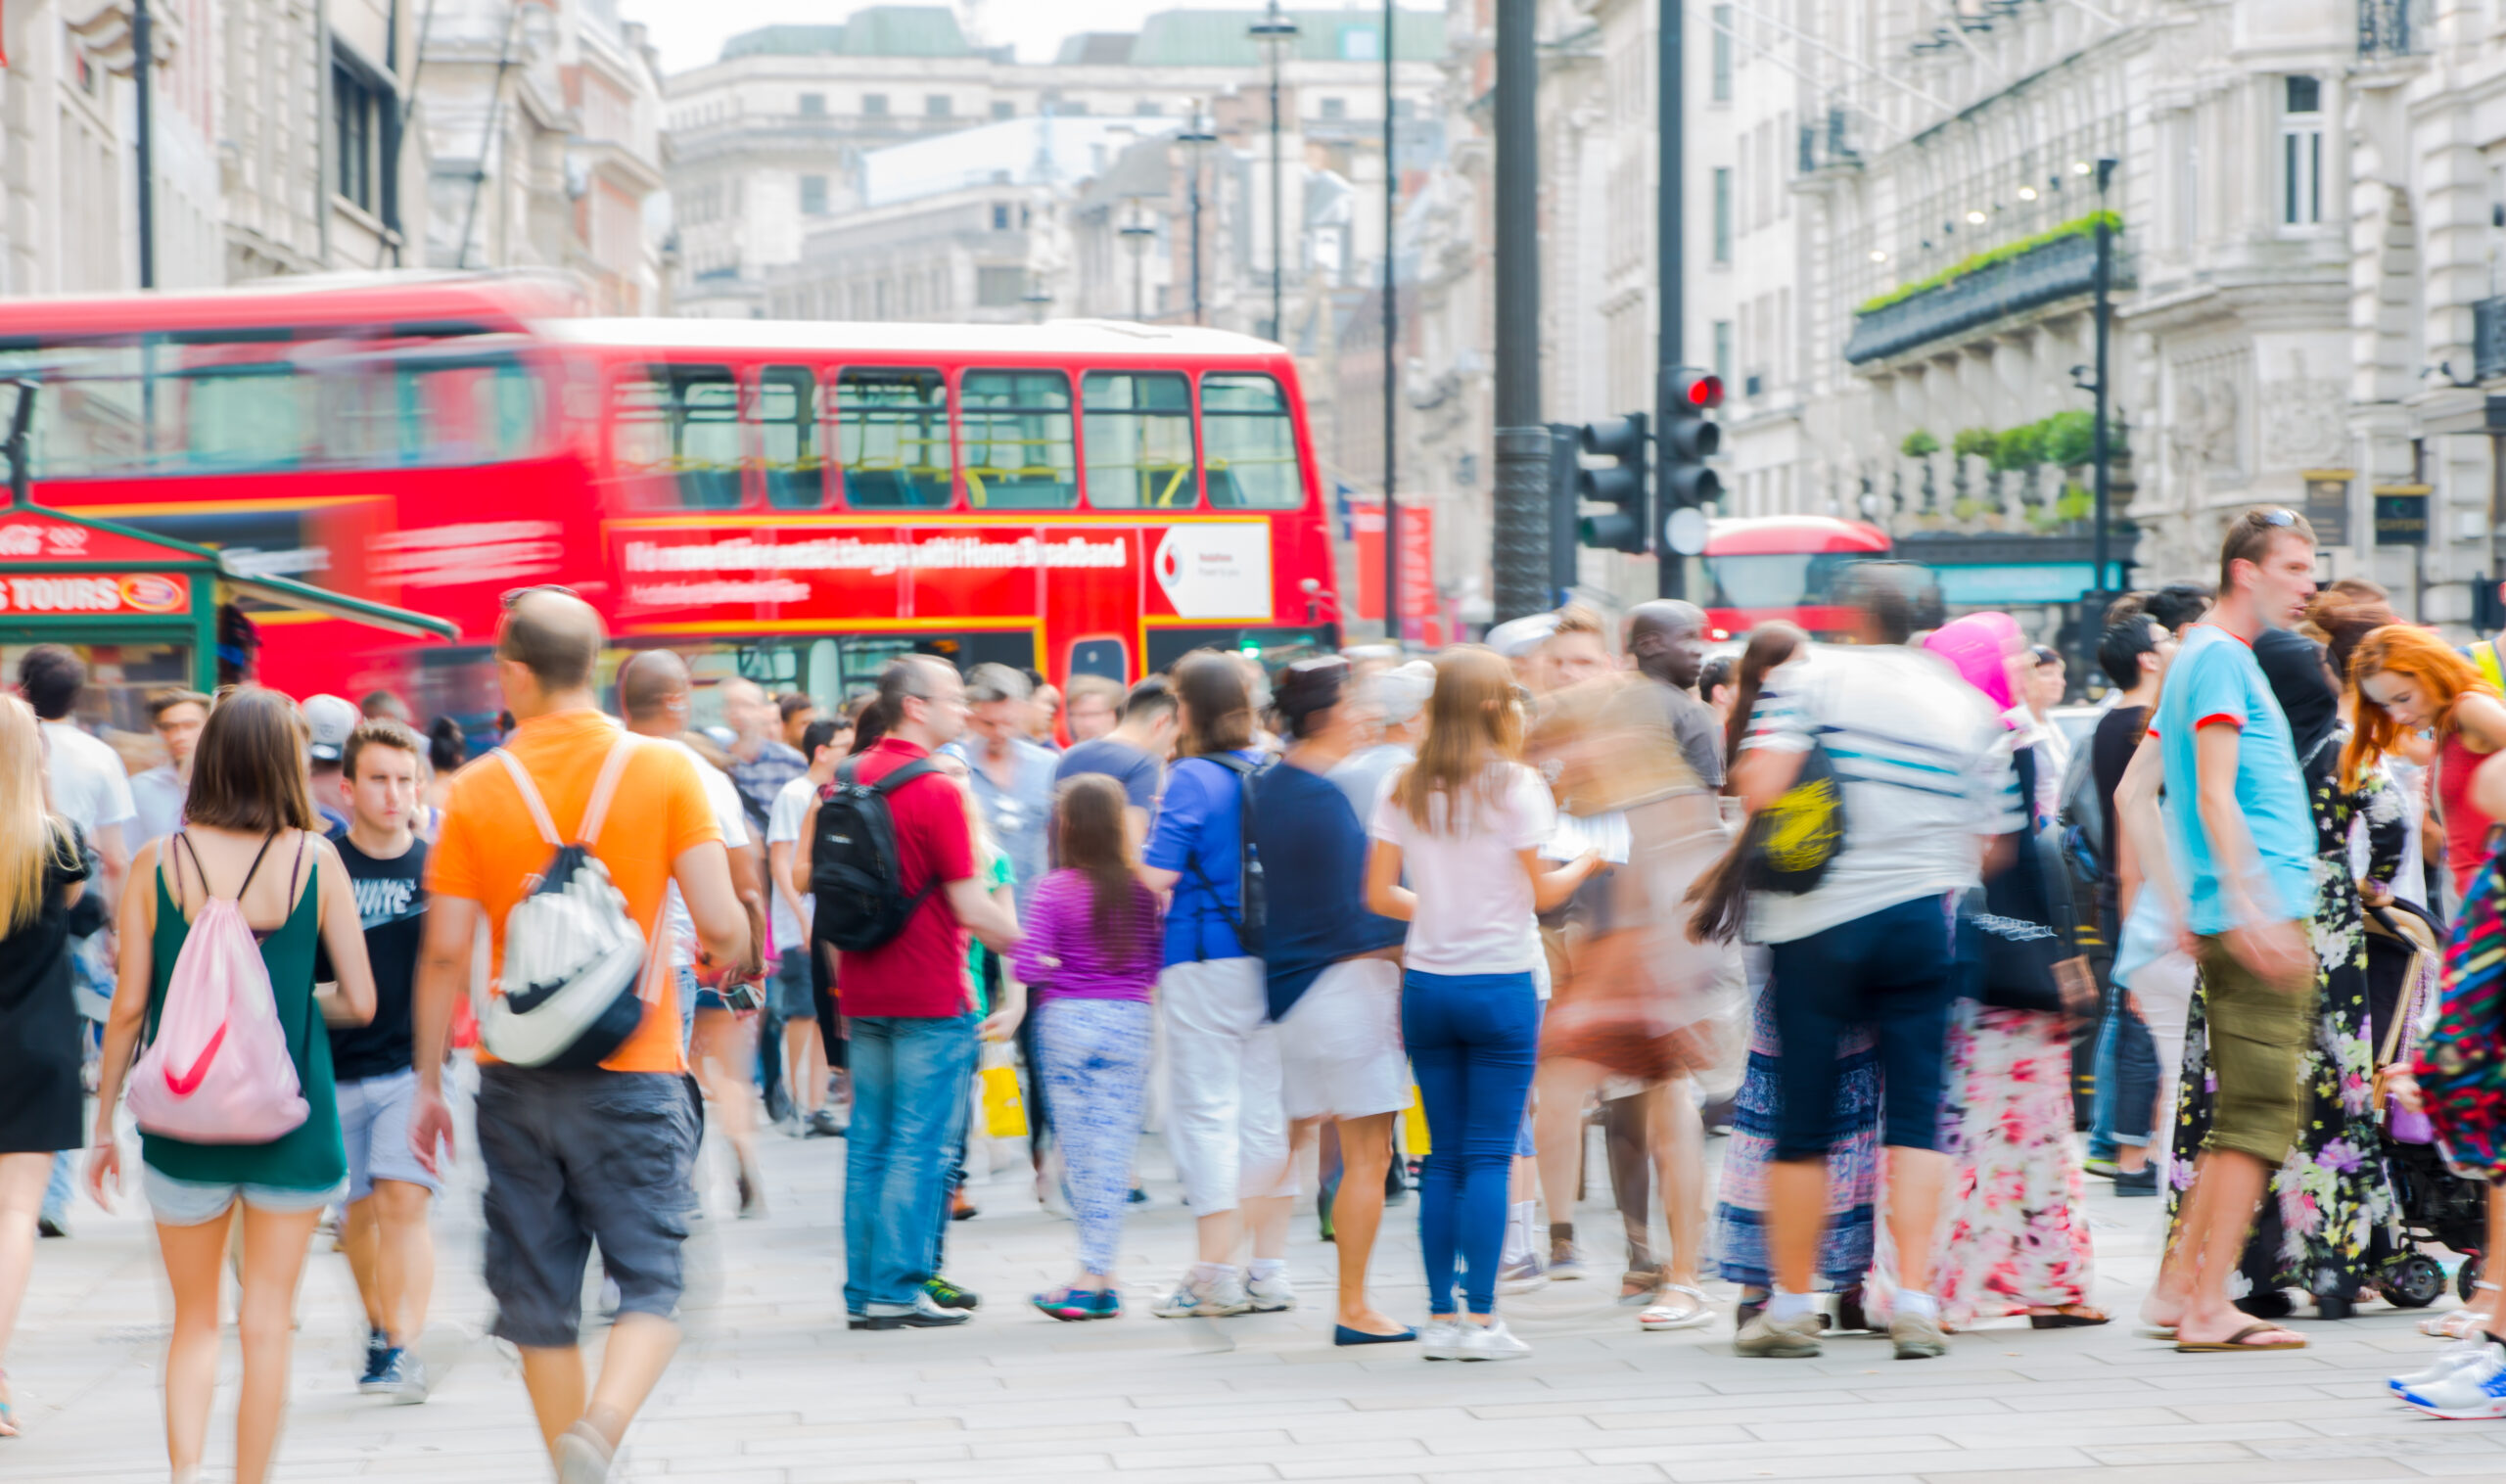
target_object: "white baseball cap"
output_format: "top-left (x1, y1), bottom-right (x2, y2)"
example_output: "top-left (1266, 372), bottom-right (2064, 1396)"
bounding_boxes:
top-left (302, 694), bottom-right (358, 764)
top-left (1484, 612), bottom-right (1561, 659)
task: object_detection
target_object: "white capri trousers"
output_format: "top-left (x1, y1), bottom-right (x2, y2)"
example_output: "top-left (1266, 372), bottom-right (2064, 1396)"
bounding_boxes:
top-left (1159, 956), bottom-right (1295, 1214)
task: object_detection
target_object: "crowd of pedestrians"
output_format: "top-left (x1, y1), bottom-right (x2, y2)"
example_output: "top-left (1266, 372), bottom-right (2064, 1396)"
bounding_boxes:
top-left (13, 504), bottom-right (2506, 1478)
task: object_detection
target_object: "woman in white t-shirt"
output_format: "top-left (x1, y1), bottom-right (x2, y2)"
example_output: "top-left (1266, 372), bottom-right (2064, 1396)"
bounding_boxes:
top-left (1368, 647), bottom-right (1599, 1361)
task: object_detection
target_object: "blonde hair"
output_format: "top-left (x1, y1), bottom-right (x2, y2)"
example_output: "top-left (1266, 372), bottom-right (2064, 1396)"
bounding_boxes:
top-left (0, 696), bottom-right (77, 936)
top-left (1394, 646), bottom-right (1523, 833)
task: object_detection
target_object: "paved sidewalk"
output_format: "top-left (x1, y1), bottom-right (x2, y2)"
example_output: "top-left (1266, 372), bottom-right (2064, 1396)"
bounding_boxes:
top-left (6, 1094), bottom-right (2503, 1483)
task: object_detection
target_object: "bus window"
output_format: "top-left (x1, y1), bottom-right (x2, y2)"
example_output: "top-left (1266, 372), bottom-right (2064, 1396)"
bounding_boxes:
top-left (1081, 371), bottom-right (1194, 508)
top-left (835, 367), bottom-right (951, 508)
top-left (3, 345), bottom-right (152, 477)
top-left (180, 364), bottom-right (314, 471)
top-left (1200, 373), bottom-right (1304, 509)
top-left (757, 365), bottom-right (823, 509)
top-left (397, 356), bottom-right (544, 466)
top-left (613, 364), bottom-right (741, 509)
top-left (961, 370), bottom-right (1076, 509)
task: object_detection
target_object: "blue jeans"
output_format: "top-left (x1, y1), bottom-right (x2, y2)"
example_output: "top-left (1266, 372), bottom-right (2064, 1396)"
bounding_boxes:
top-left (1402, 969), bottom-right (1540, 1318)
top-left (843, 1014), bottom-right (977, 1315)
top-left (2088, 984), bottom-right (2159, 1151)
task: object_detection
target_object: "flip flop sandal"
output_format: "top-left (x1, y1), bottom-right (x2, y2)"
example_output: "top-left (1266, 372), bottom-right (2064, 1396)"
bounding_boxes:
top-left (2028, 1308), bottom-right (2111, 1328)
top-left (1638, 1284), bottom-right (1715, 1331)
top-left (2174, 1322), bottom-right (2306, 1353)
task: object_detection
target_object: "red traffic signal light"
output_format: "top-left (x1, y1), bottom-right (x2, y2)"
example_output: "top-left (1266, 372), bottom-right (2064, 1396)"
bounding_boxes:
top-left (1676, 370), bottom-right (1724, 410)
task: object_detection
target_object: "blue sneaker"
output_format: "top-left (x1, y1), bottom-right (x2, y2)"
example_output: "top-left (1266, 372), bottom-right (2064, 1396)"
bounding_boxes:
top-left (2399, 1341), bottom-right (2506, 1419)
top-left (357, 1335), bottom-right (391, 1389)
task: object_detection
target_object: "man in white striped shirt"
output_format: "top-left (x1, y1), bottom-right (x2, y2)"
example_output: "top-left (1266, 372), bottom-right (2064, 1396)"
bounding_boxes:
top-left (1728, 568), bottom-right (2019, 1363)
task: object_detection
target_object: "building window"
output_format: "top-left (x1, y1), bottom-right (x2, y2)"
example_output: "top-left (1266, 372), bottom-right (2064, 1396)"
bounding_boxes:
top-left (1711, 6), bottom-right (1733, 102)
top-left (1712, 167), bottom-right (1733, 263)
top-left (926, 94), bottom-right (951, 117)
top-left (332, 55), bottom-right (387, 217)
top-left (800, 174), bottom-right (828, 215)
top-left (1320, 97), bottom-right (1347, 122)
top-left (863, 93), bottom-right (889, 117)
top-left (1712, 320), bottom-right (1733, 388)
top-left (1136, 100), bottom-right (1162, 116)
top-left (975, 266), bottom-right (1025, 307)
top-left (800, 92), bottom-right (826, 117)
top-left (991, 204), bottom-right (1010, 231)
top-left (992, 100), bottom-right (1015, 119)
top-left (2282, 75), bottom-right (2323, 226)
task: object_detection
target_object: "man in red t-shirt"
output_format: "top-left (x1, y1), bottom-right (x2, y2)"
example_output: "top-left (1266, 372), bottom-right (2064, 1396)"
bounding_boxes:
top-left (796, 656), bottom-right (1021, 1328)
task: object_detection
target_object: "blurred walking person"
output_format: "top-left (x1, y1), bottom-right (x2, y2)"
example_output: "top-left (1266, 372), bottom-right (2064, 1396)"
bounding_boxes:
top-left (1142, 653), bottom-right (1299, 1318)
top-left (767, 719), bottom-right (846, 1137)
top-left (408, 590), bottom-right (750, 1480)
top-left (1918, 614), bottom-right (2104, 1332)
top-left (0, 696), bottom-right (94, 1435)
top-left (1254, 657), bottom-right (1415, 1345)
top-left (2134, 509), bottom-right (2322, 1354)
top-left (88, 687), bottom-right (379, 1484)
top-left (1369, 648), bottom-right (1600, 1360)
top-left (1727, 572), bottom-right (2016, 1361)
top-left (129, 689), bottom-right (209, 850)
top-left (1018, 775), bottom-right (1163, 1321)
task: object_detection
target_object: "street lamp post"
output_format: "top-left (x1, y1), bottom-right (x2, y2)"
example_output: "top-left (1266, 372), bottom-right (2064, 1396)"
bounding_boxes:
top-left (1250, 1), bottom-right (1300, 343)
top-left (1177, 104), bottom-right (1218, 325)
top-left (2091, 156), bottom-right (2118, 601)
top-left (1119, 210), bottom-right (1158, 322)
top-left (1382, 0), bottom-right (1400, 642)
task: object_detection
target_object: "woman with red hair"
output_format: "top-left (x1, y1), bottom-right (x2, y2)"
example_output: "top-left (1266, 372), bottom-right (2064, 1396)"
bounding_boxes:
top-left (2347, 626), bottom-right (2506, 1354)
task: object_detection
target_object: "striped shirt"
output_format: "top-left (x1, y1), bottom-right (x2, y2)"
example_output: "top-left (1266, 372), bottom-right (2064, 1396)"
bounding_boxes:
top-left (1740, 644), bottom-right (2021, 943)
top-left (1009, 868), bottom-right (1166, 1003)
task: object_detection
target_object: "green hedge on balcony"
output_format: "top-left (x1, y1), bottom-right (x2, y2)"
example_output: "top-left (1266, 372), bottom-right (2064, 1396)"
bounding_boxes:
top-left (1858, 211), bottom-right (2122, 317)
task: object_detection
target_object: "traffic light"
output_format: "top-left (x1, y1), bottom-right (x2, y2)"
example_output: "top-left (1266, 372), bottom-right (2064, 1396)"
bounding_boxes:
top-left (1658, 369), bottom-right (1723, 557)
top-left (1576, 413), bottom-right (1650, 554)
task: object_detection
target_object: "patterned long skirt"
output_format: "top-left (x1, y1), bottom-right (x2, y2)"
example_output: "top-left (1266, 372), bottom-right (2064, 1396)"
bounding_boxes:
top-left (1929, 1004), bottom-right (2097, 1327)
top-left (1712, 966), bottom-right (1881, 1289)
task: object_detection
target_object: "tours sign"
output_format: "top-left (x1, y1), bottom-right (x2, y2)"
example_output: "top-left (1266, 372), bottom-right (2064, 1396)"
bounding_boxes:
top-left (0, 571), bottom-right (191, 616)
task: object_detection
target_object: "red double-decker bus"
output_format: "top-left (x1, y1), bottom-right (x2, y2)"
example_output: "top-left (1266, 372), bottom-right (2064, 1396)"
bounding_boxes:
top-left (1698, 515), bottom-right (1895, 640)
top-left (4, 276), bottom-right (1340, 731)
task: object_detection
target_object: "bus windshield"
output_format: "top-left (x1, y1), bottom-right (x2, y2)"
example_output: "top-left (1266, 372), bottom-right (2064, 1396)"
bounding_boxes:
top-left (1701, 551), bottom-right (1870, 610)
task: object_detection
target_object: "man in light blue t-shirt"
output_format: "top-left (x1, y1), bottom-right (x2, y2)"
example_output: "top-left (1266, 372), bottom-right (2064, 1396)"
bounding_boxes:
top-left (2142, 506), bottom-right (2320, 1355)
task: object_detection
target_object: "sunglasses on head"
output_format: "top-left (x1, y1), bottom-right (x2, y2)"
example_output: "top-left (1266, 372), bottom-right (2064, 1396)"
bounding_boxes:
top-left (2256, 508), bottom-right (2299, 529)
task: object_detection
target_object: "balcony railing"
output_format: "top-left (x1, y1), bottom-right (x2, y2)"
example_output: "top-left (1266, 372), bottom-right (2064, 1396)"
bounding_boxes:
top-left (1845, 225), bottom-right (2132, 366)
top-left (2475, 297), bottom-right (2506, 383)
top-left (2360, 0), bottom-right (2431, 58)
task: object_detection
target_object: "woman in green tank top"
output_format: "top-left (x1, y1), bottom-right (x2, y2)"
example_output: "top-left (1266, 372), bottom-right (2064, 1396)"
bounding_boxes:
top-left (87, 688), bottom-right (377, 1484)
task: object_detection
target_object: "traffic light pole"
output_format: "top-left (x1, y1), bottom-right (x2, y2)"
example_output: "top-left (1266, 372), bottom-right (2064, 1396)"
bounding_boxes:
top-left (1654, 0), bottom-right (1684, 600)
top-left (1491, 0), bottom-right (1549, 624)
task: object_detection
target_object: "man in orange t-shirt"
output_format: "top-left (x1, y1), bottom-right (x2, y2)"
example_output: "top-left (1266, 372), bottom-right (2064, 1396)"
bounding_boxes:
top-left (408, 589), bottom-right (750, 1481)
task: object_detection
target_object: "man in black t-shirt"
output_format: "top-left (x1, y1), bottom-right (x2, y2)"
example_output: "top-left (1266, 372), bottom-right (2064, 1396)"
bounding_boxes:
top-left (326, 719), bottom-right (436, 1402)
top-left (2084, 616), bottom-right (2174, 1195)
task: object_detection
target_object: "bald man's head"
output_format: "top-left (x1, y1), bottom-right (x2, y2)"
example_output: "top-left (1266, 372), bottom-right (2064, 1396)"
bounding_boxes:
top-left (497, 588), bottom-right (604, 694)
top-left (1626, 599), bottom-right (1709, 690)
top-left (617, 649), bottom-right (691, 725)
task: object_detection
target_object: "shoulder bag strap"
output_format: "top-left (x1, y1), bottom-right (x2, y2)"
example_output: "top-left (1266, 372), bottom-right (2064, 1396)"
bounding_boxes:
top-left (492, 749), bottom-right (566, 850)
top-left (577, 734), bottom-right (641, 848)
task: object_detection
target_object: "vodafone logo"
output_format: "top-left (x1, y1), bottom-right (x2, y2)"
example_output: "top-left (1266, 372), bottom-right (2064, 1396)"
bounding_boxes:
top-left (1150, 525), bottom-right (1272, 620)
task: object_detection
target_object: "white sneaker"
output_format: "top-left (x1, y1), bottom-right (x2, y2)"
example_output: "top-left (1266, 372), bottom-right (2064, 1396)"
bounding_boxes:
top-left (1245, 1270), bottom-right (1297, 1313)
top-left (1151, 1269), bottom-right (1251, 1319)
top-left (1419, 1319), bottom-right (1462, 1360)
top-left (1458, 1318), bottom-right (1532, 1362)
top-left (2399, 1341), bottom-right (2506, 1419)
top-left (2390, 1340), bottom-right (2492, 1395)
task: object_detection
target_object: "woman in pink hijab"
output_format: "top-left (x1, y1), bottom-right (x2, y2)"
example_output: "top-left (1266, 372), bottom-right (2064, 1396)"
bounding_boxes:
top-left (1893, 611), bottom-right (2106, 1331)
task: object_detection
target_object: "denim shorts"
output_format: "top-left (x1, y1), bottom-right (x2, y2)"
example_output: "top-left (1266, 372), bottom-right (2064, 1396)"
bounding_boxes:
top-left (143, 1166), bottom-right (348, 1228)
top-left (475, 1065), bottom-right (698, 1348)
top-left (771, 948), bottom-right (814, 1021)
top-left (336, 1068), bottom-right (441, 1203)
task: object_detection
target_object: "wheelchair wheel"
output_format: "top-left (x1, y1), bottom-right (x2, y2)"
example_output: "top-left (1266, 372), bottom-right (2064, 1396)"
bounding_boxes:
top-left (2384, 1253), bottom-right (2446, 1310)
top-left (2460, 1251), bottom-right (2485, 1303)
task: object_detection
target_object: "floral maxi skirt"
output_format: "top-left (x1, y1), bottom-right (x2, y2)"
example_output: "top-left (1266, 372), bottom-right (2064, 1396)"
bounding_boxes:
top-left (1930, 1004), bottom-right (2097, 1327)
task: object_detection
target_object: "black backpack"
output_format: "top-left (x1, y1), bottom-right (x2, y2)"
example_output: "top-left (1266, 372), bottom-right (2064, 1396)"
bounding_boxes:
top-left (1188, 753), bottom-right (1270, 957)
top-left (809, 756), bottom-right (941, 953)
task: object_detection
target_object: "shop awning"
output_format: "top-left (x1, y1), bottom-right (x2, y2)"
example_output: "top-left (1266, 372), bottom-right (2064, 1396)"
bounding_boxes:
top-left (221, 571), bottom-right (458, 640)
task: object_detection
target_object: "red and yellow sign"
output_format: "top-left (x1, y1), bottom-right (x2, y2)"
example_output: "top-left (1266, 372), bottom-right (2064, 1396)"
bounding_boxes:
top-left (0, 572), bottom-right (192, 617)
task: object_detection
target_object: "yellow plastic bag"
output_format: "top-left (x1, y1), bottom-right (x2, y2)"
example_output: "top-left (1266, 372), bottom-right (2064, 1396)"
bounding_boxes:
top-left (980, 1063), bottom-right (1028, 1139)
top-left (1401, 1089), bottom-right (1430, 1157)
